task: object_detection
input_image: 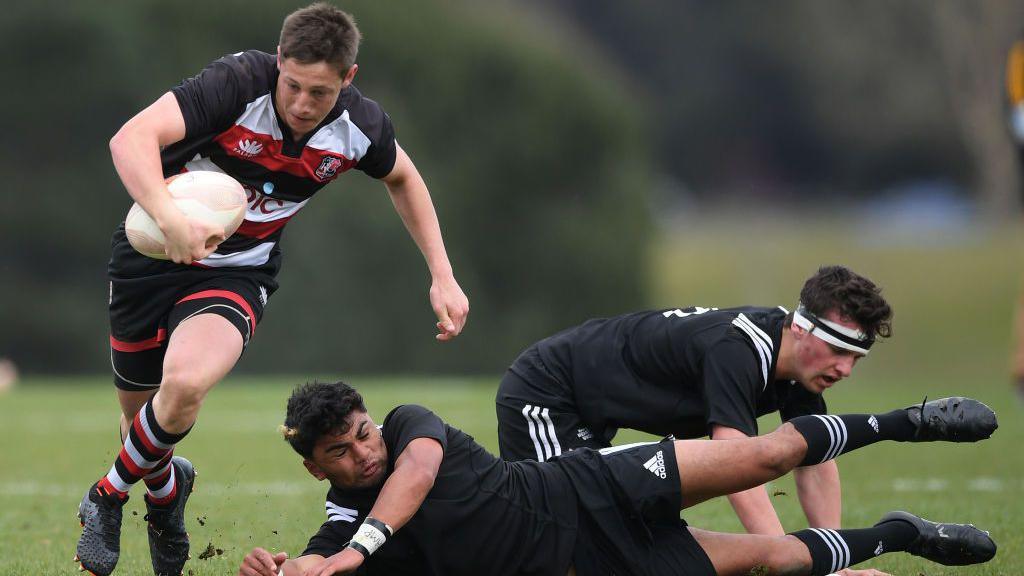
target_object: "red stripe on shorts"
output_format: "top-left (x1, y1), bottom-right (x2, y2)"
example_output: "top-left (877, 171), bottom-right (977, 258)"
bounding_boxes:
top-left (110, 329), bottom-right (168, 352)
top-left (176, 289), bottom-right (256, 336)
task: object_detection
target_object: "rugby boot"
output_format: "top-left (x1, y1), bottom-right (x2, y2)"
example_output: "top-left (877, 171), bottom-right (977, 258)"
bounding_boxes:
top-left (905, 396), bottom-right (997, 442)
top-left (876, 511), bottom-right (996, 565)
top-left (145, 457), bottom-right (196, 576)
top-left (76, 482), bottom-right (126, 575)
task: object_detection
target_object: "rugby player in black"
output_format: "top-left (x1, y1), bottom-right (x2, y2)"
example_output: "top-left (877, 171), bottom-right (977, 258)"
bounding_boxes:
top-left (76, 4), bottom-right (468, 575)
top-left (238, 381), bottom-right (997, 576)
top-left (497, 265), bottom-right (889, 536)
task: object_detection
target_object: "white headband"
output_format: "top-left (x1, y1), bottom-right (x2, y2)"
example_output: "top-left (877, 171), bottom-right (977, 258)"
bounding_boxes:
top-left (792, 308), bottom-right (871, 355)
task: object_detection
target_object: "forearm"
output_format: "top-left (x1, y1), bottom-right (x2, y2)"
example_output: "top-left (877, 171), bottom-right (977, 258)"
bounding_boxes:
top-left (726, 485), bottom-right (786, 535)
top-left (794, 461), bottom-right (842, 528)
top-left (383, 148), bottom-right (453, 278)
top-left (366, 463), bottom-right (435, 531)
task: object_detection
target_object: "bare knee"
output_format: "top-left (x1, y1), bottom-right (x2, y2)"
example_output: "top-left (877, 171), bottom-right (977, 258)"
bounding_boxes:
top-left (760, 535), bottom-right (812, 575)
top-left (760, 423), bottom-right (806, 475)
top-left (156, 365), bottom-right (215, 428)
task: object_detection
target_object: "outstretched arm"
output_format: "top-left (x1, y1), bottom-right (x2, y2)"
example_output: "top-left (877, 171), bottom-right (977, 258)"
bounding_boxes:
top-left (794, 459), bottom-right (841, 528)
top-left (238, 548), bottom-right (323, 576)
top-left (381, 144), bottom-right (469, 341)
top-left (309, 437), bottom-right (443, 576)
top-left (711, 425), bottom-right (786, 535)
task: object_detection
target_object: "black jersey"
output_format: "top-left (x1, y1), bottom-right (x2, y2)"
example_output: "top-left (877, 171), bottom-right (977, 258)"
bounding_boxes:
top-left (109, 49), bottom-right (397, 278)
top-left (305, 405), bottom-right (579, 576)
top-left (535, 306), bottom-right (826, 439)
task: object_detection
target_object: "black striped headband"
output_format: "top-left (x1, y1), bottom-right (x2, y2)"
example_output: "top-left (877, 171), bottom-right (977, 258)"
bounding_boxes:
top-left (792, 304), bottom-right (873, 355)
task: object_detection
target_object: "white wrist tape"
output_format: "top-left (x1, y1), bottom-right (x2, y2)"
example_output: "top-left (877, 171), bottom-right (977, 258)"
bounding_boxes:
top-left (349, 520), bottom-right (391, 556)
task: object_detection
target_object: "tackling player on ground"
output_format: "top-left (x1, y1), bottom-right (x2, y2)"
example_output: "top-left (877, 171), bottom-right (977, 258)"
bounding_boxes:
top-left (496, 265), bottom-right (887, 535)
top-left (75, 4), bottom-right (468, 575)
top-left (238, 381), bottom-right (997, 576)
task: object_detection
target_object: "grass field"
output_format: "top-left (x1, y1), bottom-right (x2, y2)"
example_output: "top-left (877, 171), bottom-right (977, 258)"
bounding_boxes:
top-left (1, 375), bottom-right (1020, 575)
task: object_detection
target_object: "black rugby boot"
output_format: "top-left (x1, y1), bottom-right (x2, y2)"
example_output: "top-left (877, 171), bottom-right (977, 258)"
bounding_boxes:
top-left (905, 396), bottom-right (997, 442)
top-left (876, 511), bottom-right (996, 566)
top-left (145, 457), bottom-right (196, 576)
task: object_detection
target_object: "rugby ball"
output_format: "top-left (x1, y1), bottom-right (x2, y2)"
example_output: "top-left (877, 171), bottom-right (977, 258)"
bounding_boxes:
top-left (125, 171), bottom-right (247, 260)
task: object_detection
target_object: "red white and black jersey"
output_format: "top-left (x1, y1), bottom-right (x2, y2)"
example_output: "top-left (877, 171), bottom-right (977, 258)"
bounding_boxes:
top-left (110, 50), bottom-right (397, 277)
top-left (534, 306), bottom-right (827, 439)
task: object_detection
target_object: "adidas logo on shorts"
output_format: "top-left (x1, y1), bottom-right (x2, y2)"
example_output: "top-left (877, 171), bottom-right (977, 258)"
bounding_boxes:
top-left (643, 450), bottom-right (667, 479)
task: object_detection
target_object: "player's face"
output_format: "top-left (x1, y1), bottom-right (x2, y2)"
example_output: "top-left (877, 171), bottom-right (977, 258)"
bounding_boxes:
top-left (793, 311), bottom-right (865, 394)
top-left (306, 411), bottom-right (388, 490)
top-left (274, 55), bottom-right (356, 139)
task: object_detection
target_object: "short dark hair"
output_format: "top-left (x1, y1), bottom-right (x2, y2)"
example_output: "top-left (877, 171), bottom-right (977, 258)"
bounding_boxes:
top-left (797, 265), bottom-right (893, 340)
top-left (279, 3), bottom-right (361, 75)
top-left (282, 381), bottom-right (366, 458)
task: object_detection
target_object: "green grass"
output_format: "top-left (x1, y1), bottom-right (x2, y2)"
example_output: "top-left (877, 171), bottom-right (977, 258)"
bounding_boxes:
top-left (0, 376), bottom-right (1020, 575)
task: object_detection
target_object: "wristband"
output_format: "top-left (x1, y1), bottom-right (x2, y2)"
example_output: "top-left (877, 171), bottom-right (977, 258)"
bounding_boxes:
top-left (346, 517), bottom-right (394, 558)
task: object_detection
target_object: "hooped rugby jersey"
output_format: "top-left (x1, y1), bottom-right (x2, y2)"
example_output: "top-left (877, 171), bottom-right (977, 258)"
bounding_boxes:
top-left (534, 306), bottom-right (827, 439)
top-left (110, 50), bottom-right (397, 277)
top-left (304, 405), bottom-right (579, 576)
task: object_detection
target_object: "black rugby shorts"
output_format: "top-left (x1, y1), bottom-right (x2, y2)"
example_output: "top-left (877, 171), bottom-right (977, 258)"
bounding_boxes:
top-left (108, 269), bottom-right (274, 391)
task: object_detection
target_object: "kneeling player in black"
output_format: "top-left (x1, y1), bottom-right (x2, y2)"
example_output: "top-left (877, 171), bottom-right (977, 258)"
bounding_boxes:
top-left (497, 265), bottom-right (891, 535)
top-left (238, 381), bottom-right (997, 576)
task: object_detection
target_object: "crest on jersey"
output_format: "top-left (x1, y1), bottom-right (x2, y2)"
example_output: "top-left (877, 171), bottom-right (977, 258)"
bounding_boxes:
top-left (315, 156), bottom-right (344, 180)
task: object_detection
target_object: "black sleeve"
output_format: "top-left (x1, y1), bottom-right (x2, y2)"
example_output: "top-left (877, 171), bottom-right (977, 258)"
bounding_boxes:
top-left (382, 405), bottom-right (448, 463)
top-left (170, 53), bottom-right (250, 139)
top-left (779, 385), bottom-right (828, 421)
top-left (351, 96), bottom-right (397, 179)
top-left (301, 521), bottom-right (431, 575)
top-left (702, 338), bottom-right (764, 437)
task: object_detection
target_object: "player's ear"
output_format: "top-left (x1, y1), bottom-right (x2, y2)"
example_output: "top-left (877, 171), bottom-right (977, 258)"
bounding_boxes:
top-left (341, 63), bottom-right (358, 88)
top-left (276, 46), bottom-right (282, 69)
top-left (303, 459), bottom-right (326, 481)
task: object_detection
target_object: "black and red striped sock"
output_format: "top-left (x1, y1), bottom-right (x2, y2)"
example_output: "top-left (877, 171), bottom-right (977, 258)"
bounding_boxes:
top-left (97, 401), bottom-right (190, 500)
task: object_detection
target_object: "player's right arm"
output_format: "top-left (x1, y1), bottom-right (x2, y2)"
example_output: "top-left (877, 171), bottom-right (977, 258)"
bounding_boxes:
top-left (109, 92), bottom-right (223, 264)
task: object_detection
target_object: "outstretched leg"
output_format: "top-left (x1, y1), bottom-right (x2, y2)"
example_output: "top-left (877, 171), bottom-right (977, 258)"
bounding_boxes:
top-left (690, 511), bottom-right (994, 575)
top-left (674, 398), bottom-right (996, 508)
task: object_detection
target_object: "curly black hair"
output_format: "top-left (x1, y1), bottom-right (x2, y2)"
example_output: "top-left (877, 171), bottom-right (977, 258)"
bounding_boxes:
top-left (281, 381), bottom-right (366, 458)
top-left (798, 265), bottom-right (893, 340)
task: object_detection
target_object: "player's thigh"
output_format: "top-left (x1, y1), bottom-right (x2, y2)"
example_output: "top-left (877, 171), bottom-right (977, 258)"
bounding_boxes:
top-left (673, 430), bottom-right (800, 508)
top-left (159, 278), bottom-right (269, 394)
top-left (686, 527), bottom-right (810, 576)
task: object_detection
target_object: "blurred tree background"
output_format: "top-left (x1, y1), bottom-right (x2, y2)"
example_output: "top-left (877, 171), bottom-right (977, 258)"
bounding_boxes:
top-left (2, 0), bottom-right (1023, 378)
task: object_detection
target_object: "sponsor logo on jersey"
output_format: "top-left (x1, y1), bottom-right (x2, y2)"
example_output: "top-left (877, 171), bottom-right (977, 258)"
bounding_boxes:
top-left (258, 286), bottom-right (268, 306)
top-left (234, 138), bottom-right (264, 158)
top-left (868, 415), bottom-right (879, 433)
top-left (315, 155), bottom-right (344, 180)
top-left (644, 450), bottom-right (667, 479)
top-left (577, 427), bottom-right (593, 441)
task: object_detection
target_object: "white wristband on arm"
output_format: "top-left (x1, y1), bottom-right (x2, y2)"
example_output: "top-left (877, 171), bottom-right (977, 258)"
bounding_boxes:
top-left (346, 517), bottom-right (394, 558)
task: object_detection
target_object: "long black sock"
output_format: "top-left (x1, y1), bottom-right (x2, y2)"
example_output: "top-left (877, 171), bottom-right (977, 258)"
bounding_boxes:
top-left (791, 521), bottom-right (918, 575)
top-left (789, 410), bottom-right (916, 466)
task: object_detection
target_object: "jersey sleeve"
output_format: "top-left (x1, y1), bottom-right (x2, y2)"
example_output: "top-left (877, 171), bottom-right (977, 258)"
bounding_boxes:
top-left (351, 97), bottom-right (397, 179)
top-left (778, 384), bottom-right (828, 421)
top-left (170, 53), bottom-right (251, 139)
top-left (702, 337), bottom-right (765, 437)
top-left (382, 404), bottom-right (448, 461)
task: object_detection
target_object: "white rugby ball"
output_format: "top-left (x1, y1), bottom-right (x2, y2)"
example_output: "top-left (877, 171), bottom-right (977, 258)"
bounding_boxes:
top-left (125, 171), bottom-right (247, 260)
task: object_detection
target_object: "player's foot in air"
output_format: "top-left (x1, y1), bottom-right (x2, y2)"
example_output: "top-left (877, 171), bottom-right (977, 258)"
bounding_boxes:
top-left (76, 483), bottom-right (126, 575)
top-left (876, 511), bottom-right (996, 565)
top-left (905, 396), bottom-right (997, 442)
top-left (146, 457), bottom-right (196, 576)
